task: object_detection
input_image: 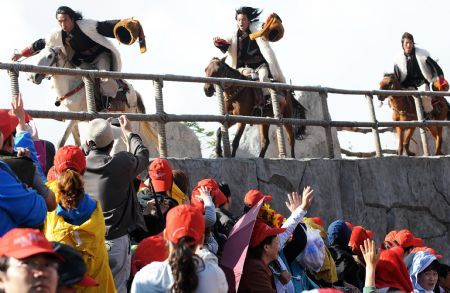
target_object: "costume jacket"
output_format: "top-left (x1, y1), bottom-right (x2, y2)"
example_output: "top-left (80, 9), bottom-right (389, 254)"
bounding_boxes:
top-left (394, 47), bottom-right (443, 87)
top-left (44, 180), bottom-right (116, 293)
top-left (34, 19), bottom-right (122, 71)
top-left (221, 22), bottom-right (286, 83)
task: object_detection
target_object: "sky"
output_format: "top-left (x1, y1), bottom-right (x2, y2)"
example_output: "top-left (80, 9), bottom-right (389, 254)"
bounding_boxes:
top-left (1, 0), bottom-right (449, 157)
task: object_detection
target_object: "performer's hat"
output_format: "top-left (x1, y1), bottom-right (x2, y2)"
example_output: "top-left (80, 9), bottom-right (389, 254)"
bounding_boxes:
top-left (249, 13), bottom-right (284, 42)
top-left (114, 18), bottom-right (147, 53)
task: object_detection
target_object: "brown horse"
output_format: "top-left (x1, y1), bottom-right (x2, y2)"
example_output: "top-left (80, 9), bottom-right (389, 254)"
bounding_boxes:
top-left (378, 73), bottom-right (449, 156)
top-left (204, 57), bottom-right (305, 158)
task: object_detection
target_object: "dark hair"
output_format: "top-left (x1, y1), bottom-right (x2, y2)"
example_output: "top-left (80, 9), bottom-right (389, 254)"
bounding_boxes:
top-left (55, 6), bottom-right (83, 21)
top-left (88, 140), bottom-right (114, 153)
top-left (0, 257), bottom-right (8, 271)
top-left (235, 7), bottom-right (262, 22)
top-left (248, 235), bottom-right (276, 260)
top-left (401, 32), bottom-right (415, 44)
top-left (57, 169), bottom-right (84, 209)
top-left (218, 182), bottom-right (231, 198)
top-left (172, 169), bottom-right (189, 195)
top-left (439, 263), bottom-right (450, 278)
top-left (169, 237), bottom-right (202, 293)
top-left (419, 259), bottom-right (440, 274)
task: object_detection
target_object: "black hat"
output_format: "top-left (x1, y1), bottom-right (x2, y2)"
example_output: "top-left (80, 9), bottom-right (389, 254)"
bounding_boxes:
top-left (51, 242), bottom-right (98, 287)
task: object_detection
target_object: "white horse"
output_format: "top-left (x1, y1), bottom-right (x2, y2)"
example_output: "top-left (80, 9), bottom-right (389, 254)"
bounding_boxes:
top-left (29, 46), bottom-right (158, 152)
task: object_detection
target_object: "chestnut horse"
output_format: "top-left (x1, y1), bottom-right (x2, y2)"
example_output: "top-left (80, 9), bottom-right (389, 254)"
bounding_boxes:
top-left (204, 57), bottom-right (305, 158)
top-left (378, 73), bottom-right (449, 156)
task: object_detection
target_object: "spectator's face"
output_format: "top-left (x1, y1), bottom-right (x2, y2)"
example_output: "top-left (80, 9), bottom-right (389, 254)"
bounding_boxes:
top-left (264, 236), bottom-right (280, 262)
top-left (439, 272), bottom-right (450, 290)
top-left (0, 254), bottom-right (58, 293)
top-left (236, 14), bottom-right (250, 32)
top-left (418, 269), bottom-right (439, 291)
top-left (57, 14), bottom-right (75, 32)
top-left (402, 39), bottom-right (414, 54)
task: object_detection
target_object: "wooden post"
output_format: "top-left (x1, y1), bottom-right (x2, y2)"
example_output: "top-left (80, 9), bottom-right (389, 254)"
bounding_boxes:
top-left (154, 79), bottom-right (168, 158)
top-left (215, 84), bottom-right (231, 158)
top-left (412, 95), bottom-right (429, 156)
top-left (270, 88), bottom-right (286, 158)
top-left (365, 95), bottom-right (383, 157)
top-left (82, 76), bottom-right (97, 114)
top-left (319, 91), bottom-right (335, 158)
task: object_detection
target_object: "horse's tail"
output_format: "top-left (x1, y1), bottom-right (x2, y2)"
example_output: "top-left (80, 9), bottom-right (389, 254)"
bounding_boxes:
top-left (136, 90), bottom-right (146, 114)
top-left (289, 92), bottom-right (307, 140)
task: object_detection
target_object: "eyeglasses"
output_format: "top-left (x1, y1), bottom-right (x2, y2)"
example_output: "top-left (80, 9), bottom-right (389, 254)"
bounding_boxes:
top-left (9, 258), bottom-right (59, 272)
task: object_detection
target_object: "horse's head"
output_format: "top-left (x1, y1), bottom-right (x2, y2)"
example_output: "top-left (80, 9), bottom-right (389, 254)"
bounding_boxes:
top-left (378, 73), bottom-right (401, 101)
top-left (203, 56), bottom-right (228, 97)
top-left (30, 46), bottom-right (65, 84)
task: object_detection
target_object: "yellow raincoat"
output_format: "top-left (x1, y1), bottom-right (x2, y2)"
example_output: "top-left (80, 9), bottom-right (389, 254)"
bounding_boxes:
top-left (44, 181), bottom-right (116, 293)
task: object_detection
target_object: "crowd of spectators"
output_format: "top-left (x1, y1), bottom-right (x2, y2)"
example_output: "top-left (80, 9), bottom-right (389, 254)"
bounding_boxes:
top-left (0, 94), bottom-right (449, 293)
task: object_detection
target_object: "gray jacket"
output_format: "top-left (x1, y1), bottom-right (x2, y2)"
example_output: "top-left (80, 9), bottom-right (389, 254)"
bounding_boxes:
top-left (84, 133), bottom-right (149, 240)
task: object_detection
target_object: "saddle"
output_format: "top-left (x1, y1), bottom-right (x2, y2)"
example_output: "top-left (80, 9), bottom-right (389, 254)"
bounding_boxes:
top-left (95, 79), bottom-right (130, 112)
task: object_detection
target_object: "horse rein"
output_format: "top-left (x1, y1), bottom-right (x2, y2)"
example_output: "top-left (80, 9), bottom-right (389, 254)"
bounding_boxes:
top-left (217, 61), bottom-right (246, 102)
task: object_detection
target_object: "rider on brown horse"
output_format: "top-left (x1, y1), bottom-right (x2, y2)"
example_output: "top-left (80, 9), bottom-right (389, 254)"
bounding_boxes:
top-left (394, 32), bottom-right (447, 119)
top-left (212, 6), bottom-right (286, 115)
top-left (11, 6), bottom-right (146, 111)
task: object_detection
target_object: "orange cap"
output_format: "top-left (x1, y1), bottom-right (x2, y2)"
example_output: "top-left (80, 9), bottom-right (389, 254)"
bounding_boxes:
top-left (165, 205), bottom-right (205, 245)
top-left (54, 145), bottom-right (86, 174)
top-left (244, 189), bottom-right (272, 207)
top-left (149, 159), bottom-right (173, 192)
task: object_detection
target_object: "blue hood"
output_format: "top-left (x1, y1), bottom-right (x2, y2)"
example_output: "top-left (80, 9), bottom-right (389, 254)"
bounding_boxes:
top-left (410, 251), bottom-right (437, 293)
top-left (327, 219), bottom-right (351, 246)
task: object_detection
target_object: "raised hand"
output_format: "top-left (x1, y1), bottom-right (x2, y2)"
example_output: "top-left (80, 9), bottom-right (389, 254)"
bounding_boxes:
top-left (300, 186), bottom-right (314, 211)
top-left (285, 191), bottom-right (301, 213)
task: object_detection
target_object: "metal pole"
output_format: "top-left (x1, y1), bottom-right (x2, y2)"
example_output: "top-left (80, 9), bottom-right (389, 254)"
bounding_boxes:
top-left (8, 69), bottom-right (19, 97)
top-left (270, 88), bottom-right (286, 158)
top-left (412, 95), bottom-right (429, 156)
top-left (215, 84), bottom-right (231, 158)
top-left (365, 95), bottom-right (383, 157)
top-left (154, 79), bottom-right (168, 158)
top-left (82, 76), bottom-right (97, 114)
top-left (319, 91), bottom-right (335, 158)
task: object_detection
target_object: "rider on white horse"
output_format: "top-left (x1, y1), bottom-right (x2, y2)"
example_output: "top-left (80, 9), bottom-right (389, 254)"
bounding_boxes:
top-left (12, 6), bottom-right (146, 111)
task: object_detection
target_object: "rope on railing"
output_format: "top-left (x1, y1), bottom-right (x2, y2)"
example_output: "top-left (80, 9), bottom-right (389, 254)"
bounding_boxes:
top-left (270, 88), bottom-right (286, 158)
top-left (82, 77), bottom-right (97, 114)
top-left (412, 95), bottom-right (429, 156)
top-left (8, 68), bottom-right (19, 98)
top-left (215, 84), bottom-right (231, 158)
top-left (154, 79), bottom-right (168, 158)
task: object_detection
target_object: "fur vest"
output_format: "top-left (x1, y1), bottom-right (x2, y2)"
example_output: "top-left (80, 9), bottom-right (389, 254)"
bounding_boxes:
top-left (223, 22), bottom-right (286, 83)
top-left (394, 47), bottom-right (435, 83)
top-left (46, 19), bottom-right (122, 71)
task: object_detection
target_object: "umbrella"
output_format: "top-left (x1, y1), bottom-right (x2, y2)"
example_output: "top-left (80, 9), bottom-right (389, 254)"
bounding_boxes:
top-left (220, 198), bottom-right (264, 293)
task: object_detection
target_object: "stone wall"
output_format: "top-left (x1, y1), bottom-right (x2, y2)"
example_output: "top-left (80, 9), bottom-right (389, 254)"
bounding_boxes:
top-left (168, 156), bottom-right (450, 262)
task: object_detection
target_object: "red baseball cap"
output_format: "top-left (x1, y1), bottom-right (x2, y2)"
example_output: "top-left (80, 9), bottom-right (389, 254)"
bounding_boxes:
top-left (54, 145), bottom-right (86, 174)
top-left (394, 229), bottom-right (422, 248)
top-left (244, 189), bottom-right (272, 207)
top-left (191, 178), bottom-right (228, 208)
top-left (310, 217), bottom-right (325, 227)
top-left (0, 228), bottom-right (60, 260)
top-left (249, 220), bottom-right (286, 248)
top-left (78, 275), bottom-right (99, 288)
top-left (149, 159), bottom-right (173, 192)
top-left (0, 109), bottom-right (19, 140)
top-left (165, 205), bottom-right (205, 245)
top-left (384, 230), bottom-right (397, 243)
top-left (132, 235), bottom-right (169, 276)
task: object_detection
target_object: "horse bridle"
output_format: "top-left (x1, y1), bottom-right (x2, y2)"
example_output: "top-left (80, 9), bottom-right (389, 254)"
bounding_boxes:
top-left (215, 59), bottom-right (246, 101)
